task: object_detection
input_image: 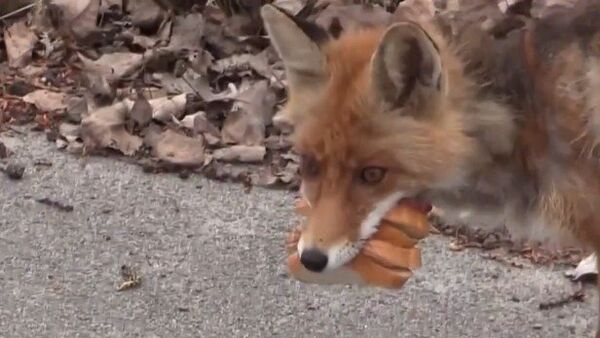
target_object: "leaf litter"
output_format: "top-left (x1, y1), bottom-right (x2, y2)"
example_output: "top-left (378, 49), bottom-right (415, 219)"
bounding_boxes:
top-left (0, 0), bottom-right (593, 281)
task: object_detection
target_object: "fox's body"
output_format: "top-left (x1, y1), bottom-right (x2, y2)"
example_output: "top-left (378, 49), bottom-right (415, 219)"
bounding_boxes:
top-left (262, 1), bottom-right (600, 335)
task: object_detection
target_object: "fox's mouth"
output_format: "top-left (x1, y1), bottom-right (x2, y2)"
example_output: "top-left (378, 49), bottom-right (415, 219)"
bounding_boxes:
top-left (398, 196), bottom-right (432, 214)
top-left (291, 195), bottom-right (432, 272)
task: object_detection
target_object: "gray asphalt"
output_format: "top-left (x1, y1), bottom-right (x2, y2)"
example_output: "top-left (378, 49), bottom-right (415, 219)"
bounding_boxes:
top-left (0, 129), bottom-right (598, 338)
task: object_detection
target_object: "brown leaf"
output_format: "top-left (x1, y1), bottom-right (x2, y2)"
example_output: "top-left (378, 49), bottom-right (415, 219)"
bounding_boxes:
top-left (100, 0), bottom-right (123, 12)
top-left (17, 65), bottom-right (47, 79)
top-left (265, 134), bottom-right (292, 151)
top-left (128, 0), bottom-right (165, 31)
top-left (277, 161), bottom-right (299, 184)
top-left (188, 49), bottom-right (215, 75)
top-left (250, 168), bottom-right (279, 187)
top-left (53, 0), bottom-right (101, 40)
top-left (204, 133), bottom-right (221, 146)
top-left (58, 122), bottom-right (81, 142)
top-left (565, 253), bottom-right (597, 281)
top-left (448, 240), bottom-right (465, 251)
top-left (148, 93), bottom-right (188, 122)
top-left (80, 102), bottom-right (143, 156)
top-left (212, 145), bottom-right (266, 163)
top-left (221, 80), bottom-right (277, 145)
top-left (78, 52), bottom-right (145, 82)
top-left (178, 112), bottom-right (221, 137)
top-left (530, 0), bottom-right (578, 17)
top-left (393, 0), bottom-right (436, 20)
top-left (154, 68), bottom-right (215, 97)
top-left (145, 129), bottom-right (205, 167)
top-left (4, 19), bottom-right (38, 68)
top-left (22, 90), bottom-right (68, 112)
top-left (130, 95), bottom-right (153, 127)
top-left (210, 52), bottom-right (271, 79)
top-left (129, 32), bottom-right (161, 49)
top-left (271, 0), bottom-right (307, 15)
top-left (164, 13), bottom-right (205, 52)
top-left (80, 73), bottom-right (115, 108)
top-left (65, 96), bottom-right (88, 123)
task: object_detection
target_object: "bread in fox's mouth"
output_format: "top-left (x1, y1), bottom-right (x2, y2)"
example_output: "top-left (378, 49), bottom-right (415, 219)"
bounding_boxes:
top-left (285, 199), bottom-right (430, 289)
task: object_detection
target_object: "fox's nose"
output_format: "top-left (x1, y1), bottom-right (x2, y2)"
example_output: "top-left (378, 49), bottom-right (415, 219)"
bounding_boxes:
top-left (300, 249), bottom-right (328, 272)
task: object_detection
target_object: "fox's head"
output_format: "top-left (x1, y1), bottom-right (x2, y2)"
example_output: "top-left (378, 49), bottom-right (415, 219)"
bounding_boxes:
top-left (261, 5), bottom-right (509, 273)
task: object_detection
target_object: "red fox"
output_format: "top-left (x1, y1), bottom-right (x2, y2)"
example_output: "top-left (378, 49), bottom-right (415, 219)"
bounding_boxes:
top-left (261, 1), bottom-right (600, 335)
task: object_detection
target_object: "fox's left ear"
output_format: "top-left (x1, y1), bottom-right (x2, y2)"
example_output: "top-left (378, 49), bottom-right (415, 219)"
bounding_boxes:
top-left (370, 22), bottom-right (445, 117)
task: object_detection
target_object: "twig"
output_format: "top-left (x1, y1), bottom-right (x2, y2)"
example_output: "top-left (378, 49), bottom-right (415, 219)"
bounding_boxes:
top-left (35, 197), bottom-right (74, 212)
top-left (538, 286), bottom-right (585, 310)
top-left (0, 3), bottom-right (35, 21)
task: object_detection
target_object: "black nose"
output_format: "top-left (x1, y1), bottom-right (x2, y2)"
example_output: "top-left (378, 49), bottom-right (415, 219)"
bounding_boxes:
top-left (300, 249), bottom-right (328, 272)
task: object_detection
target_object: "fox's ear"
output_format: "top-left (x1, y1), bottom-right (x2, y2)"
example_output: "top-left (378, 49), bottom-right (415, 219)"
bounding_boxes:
top-left (370, 22), bottom-right (444, 116)
top-left (261, 5), bottom-right (329, 131)
top-left (261, 5), bottom-right (328, 85)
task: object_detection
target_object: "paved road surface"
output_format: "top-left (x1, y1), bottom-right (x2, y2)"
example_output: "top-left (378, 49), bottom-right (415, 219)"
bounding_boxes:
top-left (0, 130), bottom-right (597, 338)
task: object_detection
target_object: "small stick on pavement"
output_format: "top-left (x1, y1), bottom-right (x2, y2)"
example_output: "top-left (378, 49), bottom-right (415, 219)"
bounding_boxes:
top-left (35, 197), bottom-right (74, 212)
top-left (538, 285), bottom-right (585, 310)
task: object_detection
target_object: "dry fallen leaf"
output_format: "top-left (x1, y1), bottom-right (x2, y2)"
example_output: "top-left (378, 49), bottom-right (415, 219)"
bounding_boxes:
top-left (4, 19), bottom-right (39, 68)
top-left (213, 145), bottom-right (266, 163)
top-left (394, 0), bottom-right (437, 20)
top-left (80, 72), bottom-right (116, 109)
top-left (145, 129), bottom-right (205, 167)
top-left (148, 93), bottom-right (188, 122)
top-left (99, 0), bottom-right (123, 12)
top-left (270, 0), bottom-right (307, 15)
top-left (129, 94), bottom-right (153, 127)
top-left (65, 96), bottom-right (88, 123)
top-left (80, 101), bottom-right (143, 156)
top-left (128, 0), bottom-right (165, 31)
top-left (449, 240), bottom-right (465, 251)
top-left (154, 68), bottom-right (215, 97)
top-left (78, 52), bottom-right (145, 82)
top-left (210, 52), bottom-right (271, 79)
top-left (250, 167), bottom-right (279, 187)
top-left (188, 49), bottom-right (215, 75)
top-left (58, 122), bottom-right (81, 142)
top-left (565, 253), bottom-right (597, 282)
top-left (165, 13), bottom-right (205, 52)
top-left (221, 80), bottom-right (277, 145)
top-left (277, 161), bottom-right (299, 184)
top-left (177, 111), bottom-right (221, 137)
top-left (52, 0), bottom-right (101, 40)
top-left (22, 90), bottom-right (68, 112)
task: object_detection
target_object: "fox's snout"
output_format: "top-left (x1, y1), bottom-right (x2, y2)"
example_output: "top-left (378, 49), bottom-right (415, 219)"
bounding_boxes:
top-left (294, 196), bottom-right (363, 272)
top-left (299, 248), bottom-right (329, 272)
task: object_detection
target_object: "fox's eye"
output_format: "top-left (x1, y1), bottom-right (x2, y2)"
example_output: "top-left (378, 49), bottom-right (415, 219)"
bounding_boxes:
top-left (359, 167), bottom-right (386, 184)
top-left (300, 154), bottom-right (319, 178)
